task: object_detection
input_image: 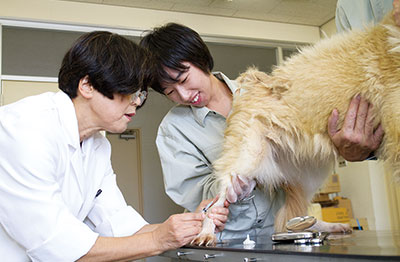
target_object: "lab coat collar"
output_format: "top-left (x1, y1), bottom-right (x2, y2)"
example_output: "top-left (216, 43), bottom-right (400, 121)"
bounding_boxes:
top-left (53, 91), bottom-right (80, 149)
top-left (191, 72), bottom-right (237, 127)
top-left (54, 91), bottom-right (102, 151)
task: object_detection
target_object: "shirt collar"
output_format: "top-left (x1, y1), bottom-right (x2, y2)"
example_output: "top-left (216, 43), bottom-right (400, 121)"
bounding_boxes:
top-left (53, 91), bottom-right (80, 148)
top-left (55, 91), bottom-right (104, 151)
top-left (191, 72), bottom-right (237, 127)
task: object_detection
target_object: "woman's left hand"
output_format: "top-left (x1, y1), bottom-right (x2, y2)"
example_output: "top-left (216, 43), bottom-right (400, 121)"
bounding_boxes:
top-left (195, 196), bottom-right (230, 232)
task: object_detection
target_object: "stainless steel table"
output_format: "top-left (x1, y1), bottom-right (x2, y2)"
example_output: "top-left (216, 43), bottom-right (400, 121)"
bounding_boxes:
top-left (160, 230), bottom-right (400, 261)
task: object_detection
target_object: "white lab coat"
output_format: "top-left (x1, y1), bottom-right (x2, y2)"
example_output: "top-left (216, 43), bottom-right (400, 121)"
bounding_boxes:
top-left (0, 91), bottom-right (147, 261)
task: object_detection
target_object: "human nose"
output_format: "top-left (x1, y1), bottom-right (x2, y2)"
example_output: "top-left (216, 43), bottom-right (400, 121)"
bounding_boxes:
top-left (175, 85), bottom-right (191, 101)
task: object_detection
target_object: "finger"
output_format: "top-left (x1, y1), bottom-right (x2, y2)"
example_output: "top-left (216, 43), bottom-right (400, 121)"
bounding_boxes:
top-left (179, 212), bottom-right (205, 221)
top-left (328, 108), bottom-right (339, 137)
top-left (213, 218), bottom-right (225, 229)
top-left (232, 175), bottom-right (244, 197)
top-left (214, 194), bottom-right (220, 201)
top-left (354, 97), bottom-right (369, 134)
top-left (210, 206), bottom-right (229, 216)
top-left (198, 199), bottom-right (212, 211)
top-left (212, 215), bottom-right (228, 228)
top-left (372, 124), bottom-right (384, 149)
top-left (208, 210), bottom-right (225, 221)
top-left (177, 221), bottom-right (204, 233)
top-left (364, 103), bottom-right (375, 135)
top-left (224, 200), bottom-right (230, 207)
top-left (237, 175), bottom-right (249, 191)
top-left (181, 229), bottom-right (202, 243)
top-left (215, 224), bottom-right (225, 232)
top-left (226, 185), bottom-right (238, 203)
top-left (343, 94), bottom-right (361, 131)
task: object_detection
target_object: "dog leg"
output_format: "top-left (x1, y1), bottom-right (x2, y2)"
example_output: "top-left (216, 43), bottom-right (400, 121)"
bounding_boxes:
top-left (275, 183), bottom-right (309, 232)
top-left (191, 192), bottom-right (227, 246)
top-left (308, 220), bottom-right (352, 233)
top-left (192, 116), bottom-right (272, 245)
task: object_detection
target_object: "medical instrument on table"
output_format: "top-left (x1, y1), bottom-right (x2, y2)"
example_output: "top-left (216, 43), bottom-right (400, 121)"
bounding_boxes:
top-left (286, 216), bottom-right (317, 232)
top-left (272, 231), bottom-right (314, 241)
top-left (272, 216), bottom-right (329, 245)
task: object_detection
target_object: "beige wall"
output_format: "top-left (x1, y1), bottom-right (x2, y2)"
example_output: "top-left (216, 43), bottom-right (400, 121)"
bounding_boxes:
top-left (337, 161), bottom-right (391, 230)
top-left (320, 17), bottom-right (337, 38)
top-left (0, 0), bottom-right (320, 44)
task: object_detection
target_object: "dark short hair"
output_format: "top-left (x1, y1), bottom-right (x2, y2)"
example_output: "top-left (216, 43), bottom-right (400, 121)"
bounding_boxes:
top-left (139, 23), bottom-right (213, 94)
top-left (59, 31), bottom-right (153, 99)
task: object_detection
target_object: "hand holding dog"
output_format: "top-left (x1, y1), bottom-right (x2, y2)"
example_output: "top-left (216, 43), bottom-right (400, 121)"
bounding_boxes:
top-left (151, 212), bottom-right (205, 251)
top-left (195, 196), bottom-right (229, 232)
top-left (328, 95), bottom-right (384, 161)
top-left (226, 172), bottom-right (256, 203)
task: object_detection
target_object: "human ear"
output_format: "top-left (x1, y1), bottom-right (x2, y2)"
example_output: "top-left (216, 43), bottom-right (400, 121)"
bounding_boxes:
top-left (78, 75), bottom-right (94, 98)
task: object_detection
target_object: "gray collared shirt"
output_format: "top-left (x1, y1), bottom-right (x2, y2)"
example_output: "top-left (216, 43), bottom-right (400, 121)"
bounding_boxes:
top-left (336, 0), bottom-right (393, 32)
top-left (156, 72), bottom-right (285, 240)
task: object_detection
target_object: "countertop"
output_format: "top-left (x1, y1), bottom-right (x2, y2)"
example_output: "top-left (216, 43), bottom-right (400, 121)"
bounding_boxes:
top-left (160, 230), bottom-right (400, 261)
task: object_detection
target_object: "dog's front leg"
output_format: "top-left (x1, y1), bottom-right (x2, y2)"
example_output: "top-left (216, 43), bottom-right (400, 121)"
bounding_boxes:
top-left (191, 195), bottom-right (226, 246)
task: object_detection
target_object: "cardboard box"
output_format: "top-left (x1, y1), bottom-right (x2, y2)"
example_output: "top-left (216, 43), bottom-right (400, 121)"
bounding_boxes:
top-left (308, 203), bottom-right (322, 221)
top-left (350, 218), bottom-right (369, 230)
top-left (318, 173), bottom-right (341, 194)
top-left (312, 193), bottom-right (330, 203)
top-left (334, 196), bottom-right (354, 218)
top-left (322, 207), bottom-right (350, 223)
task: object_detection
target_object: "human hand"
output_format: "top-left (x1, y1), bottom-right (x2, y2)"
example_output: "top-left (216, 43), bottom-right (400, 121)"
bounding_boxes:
top-left (328, 94), bottom-right (384, 161)
top-left (152, 213), bottom-right (205, 251)
top-left (226, 172), bottom-right (256, 203)
top-left (195, 196), bottom-right (230, 233)
top-left (394, 0), bottom-right (400, 26)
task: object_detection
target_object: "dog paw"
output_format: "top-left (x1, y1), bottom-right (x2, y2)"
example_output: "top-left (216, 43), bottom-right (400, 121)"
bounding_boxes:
top-left (191, 232), bottom-right (216, 246)
top-left (328, 222), bottom-right (352, 233)
top-left (191, 215), bottom-right (217, 246)
top-left (309, 220), bottom-right (352, 233)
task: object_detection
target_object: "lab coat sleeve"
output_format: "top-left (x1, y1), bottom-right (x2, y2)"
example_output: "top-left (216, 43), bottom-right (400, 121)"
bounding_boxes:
top-left (156, 127), bottom-right (219, 212)
top-left (86, 169), bottom-right (148, 237)
top-left (0, 116), bottom-right (98, 261)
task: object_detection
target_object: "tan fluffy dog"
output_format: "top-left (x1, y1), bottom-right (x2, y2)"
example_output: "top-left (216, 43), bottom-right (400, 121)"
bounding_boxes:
top-left (193, 12), bottom-right (400, 245)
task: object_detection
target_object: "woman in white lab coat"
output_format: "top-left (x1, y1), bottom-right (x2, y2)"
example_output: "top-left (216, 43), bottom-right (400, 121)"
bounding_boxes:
top-left (0, 31), bottom-right (228, 261)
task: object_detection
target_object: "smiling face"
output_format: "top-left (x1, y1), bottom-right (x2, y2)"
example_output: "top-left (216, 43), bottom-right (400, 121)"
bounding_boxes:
top-left (162, 62), bottom-right (213, 107)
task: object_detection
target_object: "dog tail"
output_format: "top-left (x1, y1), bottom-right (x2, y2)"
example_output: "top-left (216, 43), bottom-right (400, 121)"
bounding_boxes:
top-left (274, 183), bottom-right (309, 232)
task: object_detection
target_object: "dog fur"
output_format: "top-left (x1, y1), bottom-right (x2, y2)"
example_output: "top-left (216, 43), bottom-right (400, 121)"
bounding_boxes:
top-left (192, 12), bottom-right (400, 245)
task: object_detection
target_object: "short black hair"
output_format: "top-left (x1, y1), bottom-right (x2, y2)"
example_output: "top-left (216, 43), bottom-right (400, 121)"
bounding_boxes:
top-left (59, 31), bottom-right (153, 99)
top-left (139, 23), bottom-right (213, 94)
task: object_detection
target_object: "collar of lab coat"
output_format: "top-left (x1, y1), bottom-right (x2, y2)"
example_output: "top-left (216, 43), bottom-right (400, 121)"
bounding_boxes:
top-left (54, 91), bottom-right (81, 150)
top-left (53, 91), bottom-right (102, 151)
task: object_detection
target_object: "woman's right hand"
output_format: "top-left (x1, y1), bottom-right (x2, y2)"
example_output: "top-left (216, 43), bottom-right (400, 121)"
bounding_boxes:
top-left (195, 196), bottom-right (230, 233)
top-left (151, 212), bottom-right (205, 251)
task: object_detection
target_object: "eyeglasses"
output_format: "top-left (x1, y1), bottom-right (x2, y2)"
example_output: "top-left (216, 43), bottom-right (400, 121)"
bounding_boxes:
top-left (131, 90), bottom-right (147, 106)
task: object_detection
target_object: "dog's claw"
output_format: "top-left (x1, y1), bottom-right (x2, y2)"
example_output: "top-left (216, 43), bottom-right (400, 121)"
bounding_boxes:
top-left (191, 233), bottom-right (216, 246)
